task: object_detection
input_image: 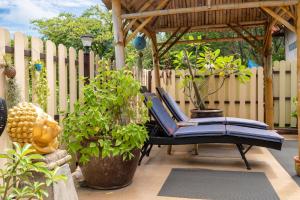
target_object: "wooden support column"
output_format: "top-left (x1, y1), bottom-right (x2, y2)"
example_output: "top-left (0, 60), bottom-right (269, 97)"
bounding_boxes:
top-left (112, 0), bottom-right (125, 69)
top-left (150, 32), bottom-right (161, 89)
top-left (264, 26), bottom-right (274, 130)
top-left (296, 3), bottom-right (300, 157)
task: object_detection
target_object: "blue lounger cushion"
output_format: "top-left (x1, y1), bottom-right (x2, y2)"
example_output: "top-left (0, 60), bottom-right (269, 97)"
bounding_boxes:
top-left (158, 87), bottom-right (268, 129)
top-left (174, 125), bottom-right (226, 138)
top-left (226, 125), bottom-right (284, 143)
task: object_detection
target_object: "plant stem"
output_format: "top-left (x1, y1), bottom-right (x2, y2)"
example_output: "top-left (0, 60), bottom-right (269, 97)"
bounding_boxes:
top-left (183, 49), bottom-right (206, 110)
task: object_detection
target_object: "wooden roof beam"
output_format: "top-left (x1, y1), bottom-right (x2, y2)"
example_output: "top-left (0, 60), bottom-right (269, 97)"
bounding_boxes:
top-left (228, 24), bottom-right (263, 53)
top-left (158, 27), bottom-right (181, 52)
top-left (261, 7), bottom-right (296, 32)
top-left (158, 35), bottom-right (265, 45)
top-left (154, 20), bottom-right (267, 33)
top-left (124, 0), bottom-right (155, 34)
top-left (125, 0), bottom-right (169, 45)
top-left (280, 6), bottom-right (296, 20)
top-left (121, 0), bottom-right (298, 20)
top-left (159, 27), bottom-right (190, 58)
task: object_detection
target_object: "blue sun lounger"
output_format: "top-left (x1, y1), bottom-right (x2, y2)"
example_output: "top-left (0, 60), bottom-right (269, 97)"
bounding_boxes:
top-left (156, 87), bottom-right (268, 129)
top-left (140, 93), bottom-right (284, 170)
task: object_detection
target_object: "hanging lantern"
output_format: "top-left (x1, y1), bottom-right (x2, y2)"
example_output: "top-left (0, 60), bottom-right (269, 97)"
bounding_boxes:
top-left (133, 35), bottom-right (146, 50)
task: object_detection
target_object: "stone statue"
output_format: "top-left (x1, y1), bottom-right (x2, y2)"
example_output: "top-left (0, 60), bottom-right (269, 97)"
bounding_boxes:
top-left (6, 102), bottom-right (60, 154)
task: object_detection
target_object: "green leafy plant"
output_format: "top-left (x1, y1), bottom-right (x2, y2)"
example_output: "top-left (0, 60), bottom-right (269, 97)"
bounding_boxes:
top-left (29, 60), bottom-right (50, 111)
top-left (0, 143), bottom-right (66, 200)
top-left (173, 44), bottom-right (252, 110)
top-left (63, 65), bottom-right (149, 164)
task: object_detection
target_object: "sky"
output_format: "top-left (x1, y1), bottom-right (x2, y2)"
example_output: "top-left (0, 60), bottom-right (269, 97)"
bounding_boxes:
top-left (0, 0), bottom-right (104, 36)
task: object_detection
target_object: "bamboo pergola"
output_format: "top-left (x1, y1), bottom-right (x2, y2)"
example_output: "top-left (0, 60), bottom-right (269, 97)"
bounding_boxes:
top-left (103, 0), bottom-right (300, 154)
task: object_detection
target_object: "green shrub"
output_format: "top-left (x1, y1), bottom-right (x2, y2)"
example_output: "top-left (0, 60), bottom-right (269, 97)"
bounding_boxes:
top-left (63, 66), bottom-right (149, 164)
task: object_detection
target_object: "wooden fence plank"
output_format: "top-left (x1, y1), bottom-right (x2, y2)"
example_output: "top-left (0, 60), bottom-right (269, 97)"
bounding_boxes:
top-left (179, 70), bottom-right (186, 111)
top-left (279, 61), bottom-right (286, 127)
top-left (46, 40), bottom-right (57, 117)
top-left (69, 47), bottom-right (77, 112)
top-left (239, 80), bottom-right (247, 118)
top-left (218, 76), bottom-right (226, 111)
top-left (0, 27), bottom-right (11, 172)
top-left (0, 28), bottom-right (10, 98)
top-left (31, 37), bottom-right (43, 102)
top-left (250, 68), bottom-right (257, 120)
top-left (257, 67), bottom-right (264, 122)
top-left (89, 51), bottom-right (95, 79)
top-left (58, 44), bottom-right (68, 117)
top-left (14, 32), bottom-right (28, 101)
top-left (78, 50), bottom-right (84, 99)
top-left (208, 76), bottom-right (216, 108)
top-left (291, 61), bottom-right (297, 127)
top-left (228, 74), bottom-right (236, 117)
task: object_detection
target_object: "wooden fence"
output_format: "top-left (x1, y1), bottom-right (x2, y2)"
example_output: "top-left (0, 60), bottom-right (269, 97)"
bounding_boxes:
top-left (139, 61), bottom-right (297, 128)
top-left (0, 27), bottom-right (99, 168)
top-left (0, 27), bottom-right (100, 117)
top-left (273, 61), bottom-right (297, 128)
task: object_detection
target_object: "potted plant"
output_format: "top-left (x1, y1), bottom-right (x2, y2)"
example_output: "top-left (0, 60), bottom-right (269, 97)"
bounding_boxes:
top-left (291, 97), bottom-right (300, 176)
top-left (0, 55), bottom-right (16, 79)
top-left (173, 44), bottom-right (252, 118)
top-left (63, 66), bottom-right (149, 189)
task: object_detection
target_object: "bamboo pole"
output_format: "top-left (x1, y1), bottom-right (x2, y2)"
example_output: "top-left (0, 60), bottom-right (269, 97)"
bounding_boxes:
top-left (150, 32), bottom-right (161, 89)
top-left (264, 26), bottom-right (274, 130)
top-left (157, 35), bottom-right (265, 45)
top-left (112, 0), bottom-right (125, 69)
top-left (296, 3), bottom-right (300, 157)
top-left (121, 0), bottom-right (298, 19)
top-left (261, 7), bottom-right (296, 33)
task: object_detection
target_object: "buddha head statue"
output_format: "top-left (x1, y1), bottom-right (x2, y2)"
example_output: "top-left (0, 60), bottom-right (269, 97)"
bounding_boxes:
top-left (6, 102), bottom-right (61, 154)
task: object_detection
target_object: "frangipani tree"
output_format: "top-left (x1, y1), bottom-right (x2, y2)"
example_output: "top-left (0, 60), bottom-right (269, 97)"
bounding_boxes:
top-left (174, 44), bottom-right (252, 110)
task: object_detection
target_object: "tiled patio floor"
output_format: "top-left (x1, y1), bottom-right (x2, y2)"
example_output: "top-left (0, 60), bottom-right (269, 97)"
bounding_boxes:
top-left (78, 135), bottom-right (300, 200)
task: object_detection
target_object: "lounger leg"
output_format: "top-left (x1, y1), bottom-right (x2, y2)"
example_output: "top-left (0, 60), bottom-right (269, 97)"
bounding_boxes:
top-left (139, 143), bottom-right (149, 165)
top-left (167, 145), bottom-right (172, 155)
top-left (146, 144), bottom-right (153, 156)
top-left (236, 144), bottom-right (251, 170)
top-left (194, 144), bottom-right (199, 155)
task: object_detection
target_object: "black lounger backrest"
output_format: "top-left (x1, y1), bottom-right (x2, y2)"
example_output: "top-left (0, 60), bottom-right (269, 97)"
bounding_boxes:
top-left (144, 93), bottom-right (178, 136)
top-left (156, 87), bottom-right (189, 122)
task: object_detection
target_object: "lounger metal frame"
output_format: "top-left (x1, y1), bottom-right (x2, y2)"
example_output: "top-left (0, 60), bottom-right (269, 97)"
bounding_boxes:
top-left (139, 121), bottom-right (281, 170)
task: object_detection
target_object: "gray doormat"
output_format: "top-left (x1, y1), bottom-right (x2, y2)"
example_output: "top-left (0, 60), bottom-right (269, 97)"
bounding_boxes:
top-left (270, 140), bottom-right (300, 186)
top-left (158, 168), bottom-right (279, 200)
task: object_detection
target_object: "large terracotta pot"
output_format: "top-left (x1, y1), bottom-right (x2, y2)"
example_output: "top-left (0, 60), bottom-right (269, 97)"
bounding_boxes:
top-left (294, 156), bottom-right (300, 176)
top-left (80, 149), bottom-right (140, 190)
top-left (190, 108), bottom-right (223, 118)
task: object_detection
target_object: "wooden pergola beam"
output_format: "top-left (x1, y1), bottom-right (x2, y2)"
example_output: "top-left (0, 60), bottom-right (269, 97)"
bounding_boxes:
top-left (236, 23), bottom-right (261, 43)
top-left (263, 24), bottom-right (274, 130)
top-left (124, 0), bottom-right (155, 34)
top-left (280, 6), bottom-right (296, 20)
top-left (157, 27), bottom-right (181, 52)
top-left (159, 27), bottom-right (191, 58)
top-left (261, 7), bottom-right (296, 32)
top-left (297, 3), bottom-right (300, 158)
top-left (122, 0), bottom-right (298, 19)
top-left (157, 35), bottom-right (265, 45)
top-left (125, 0), bottom-right (169, 45)
top-left (155, 20), bottom-right (267, 33)
top-left (228, 24), bottom-right (263, 53)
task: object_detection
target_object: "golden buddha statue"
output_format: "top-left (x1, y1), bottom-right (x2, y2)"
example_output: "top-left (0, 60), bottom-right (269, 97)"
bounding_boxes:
top-left (6, 102), bottom-right (61, 154)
